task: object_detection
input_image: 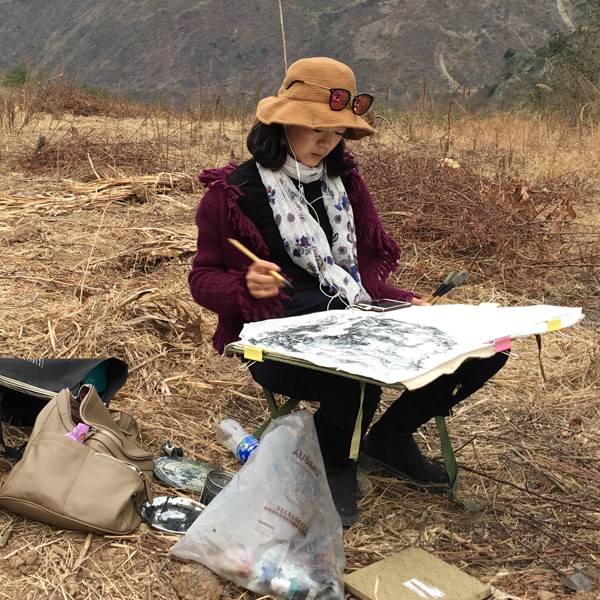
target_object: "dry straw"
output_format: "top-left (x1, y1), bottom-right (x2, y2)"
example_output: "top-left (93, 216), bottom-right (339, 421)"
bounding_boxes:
top-left (0, 109), bottom-right (598, 600)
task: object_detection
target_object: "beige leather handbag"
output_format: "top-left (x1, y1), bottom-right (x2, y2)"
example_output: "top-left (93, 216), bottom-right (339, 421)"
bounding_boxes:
top-left (0, 385), bottom-right (154, 535)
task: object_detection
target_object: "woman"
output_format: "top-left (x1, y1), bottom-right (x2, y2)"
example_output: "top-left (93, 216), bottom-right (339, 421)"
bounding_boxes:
top-left (189, 57), bottom-right (508, 526)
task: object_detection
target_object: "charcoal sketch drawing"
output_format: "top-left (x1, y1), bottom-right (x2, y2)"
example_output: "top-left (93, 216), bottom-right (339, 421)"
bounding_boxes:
top-left (242, 312), bottom-right (457, 383)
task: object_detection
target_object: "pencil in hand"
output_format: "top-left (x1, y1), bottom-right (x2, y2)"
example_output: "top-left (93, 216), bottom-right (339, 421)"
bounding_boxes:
top-left (227, 238), bottom-right (293, 289)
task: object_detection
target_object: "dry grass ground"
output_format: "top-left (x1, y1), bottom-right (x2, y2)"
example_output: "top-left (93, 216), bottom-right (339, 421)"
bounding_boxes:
top-left (0, 105), bottom-right (598, 600)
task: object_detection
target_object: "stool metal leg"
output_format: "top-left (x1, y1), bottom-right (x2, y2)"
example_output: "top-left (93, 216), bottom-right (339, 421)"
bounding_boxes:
top-left (253, 388), bottom-right (301, 439)
top-left (436, 415), bottom-right (480, 511)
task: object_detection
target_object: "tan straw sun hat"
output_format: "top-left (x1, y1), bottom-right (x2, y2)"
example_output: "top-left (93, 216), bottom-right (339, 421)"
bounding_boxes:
top-left (256, 57), bottom-right (375, 140)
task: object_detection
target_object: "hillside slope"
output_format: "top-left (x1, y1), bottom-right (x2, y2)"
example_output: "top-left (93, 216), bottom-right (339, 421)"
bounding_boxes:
top-left (0, 0), bottom-right (580, 106)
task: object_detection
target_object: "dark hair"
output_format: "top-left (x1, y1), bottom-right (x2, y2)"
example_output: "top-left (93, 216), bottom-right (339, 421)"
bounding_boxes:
top-left (246, 121), bottom-right (352, 177)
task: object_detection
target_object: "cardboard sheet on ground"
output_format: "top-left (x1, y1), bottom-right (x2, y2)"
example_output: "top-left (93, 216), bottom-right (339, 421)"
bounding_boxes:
top-left (233, 304), bottom-right (583, 389)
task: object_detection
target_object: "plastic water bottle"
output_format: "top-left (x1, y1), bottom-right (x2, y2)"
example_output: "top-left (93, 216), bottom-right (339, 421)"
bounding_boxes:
top-left (217, 419), bottom-right (259, 463)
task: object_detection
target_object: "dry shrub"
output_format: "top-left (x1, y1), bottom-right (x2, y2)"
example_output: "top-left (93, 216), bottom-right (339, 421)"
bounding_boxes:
top-left (37, 82), bottom-right (147, 119)
top-left (361, 151), bottom-right (598, 312)
top-left (0, 80), bottom-right (152, 134)
top-left (9, 128), bottom-right (168, 177)
top-left (26, 79), bottom-right (151, 120)
top-left (363, 152), bottom-right (577, 259)
top-left (0, 89), bottom-right (20, 130)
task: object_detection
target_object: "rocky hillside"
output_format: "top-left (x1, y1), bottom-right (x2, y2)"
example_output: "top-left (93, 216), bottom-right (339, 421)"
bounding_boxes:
top-left (0, 0), bottom-right (582, 107)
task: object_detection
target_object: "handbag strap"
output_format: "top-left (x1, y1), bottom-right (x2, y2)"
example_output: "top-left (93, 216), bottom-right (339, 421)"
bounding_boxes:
top-left (109, 409), bottom-right (141, 441)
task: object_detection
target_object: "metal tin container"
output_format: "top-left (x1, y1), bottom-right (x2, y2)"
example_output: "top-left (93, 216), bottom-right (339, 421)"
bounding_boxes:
top-left (200, 469), bottom-right (234, 505)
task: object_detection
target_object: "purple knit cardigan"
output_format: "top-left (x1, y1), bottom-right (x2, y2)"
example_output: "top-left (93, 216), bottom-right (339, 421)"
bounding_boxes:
top-left (188, 163), bottom-right (416, 353)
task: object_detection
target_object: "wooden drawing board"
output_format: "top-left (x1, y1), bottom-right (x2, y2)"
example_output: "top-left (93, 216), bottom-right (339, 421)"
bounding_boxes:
top-left (234, 304), bottom-right (583, 390)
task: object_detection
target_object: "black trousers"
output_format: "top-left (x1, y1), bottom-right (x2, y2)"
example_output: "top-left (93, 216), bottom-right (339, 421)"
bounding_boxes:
top-left (249, 352), bottom-right (509, 463)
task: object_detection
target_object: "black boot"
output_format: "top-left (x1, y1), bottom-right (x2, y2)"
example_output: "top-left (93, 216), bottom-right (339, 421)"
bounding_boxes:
top-left (359, 433), bottom-right (450, 493)
top-left (314, 410), bottom-right (359, 527)
top-left (325, 459), bottom-right (358, 528)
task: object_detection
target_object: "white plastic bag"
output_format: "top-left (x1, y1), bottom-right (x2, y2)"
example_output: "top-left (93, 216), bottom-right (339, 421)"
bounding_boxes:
top-left (170, 410), bottom-right (345, 599)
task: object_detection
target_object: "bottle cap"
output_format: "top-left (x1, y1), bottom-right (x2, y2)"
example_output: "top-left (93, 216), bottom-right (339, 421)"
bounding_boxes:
top-left (236, 435), bottom-right (259, 463)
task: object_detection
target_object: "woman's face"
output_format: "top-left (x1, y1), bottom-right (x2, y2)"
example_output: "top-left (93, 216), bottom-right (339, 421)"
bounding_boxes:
top-left (284, 125), bottom-right (345, 167)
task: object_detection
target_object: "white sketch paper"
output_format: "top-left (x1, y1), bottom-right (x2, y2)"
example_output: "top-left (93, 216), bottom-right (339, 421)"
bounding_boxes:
top-left (235, 304), bottom-right (583, 389)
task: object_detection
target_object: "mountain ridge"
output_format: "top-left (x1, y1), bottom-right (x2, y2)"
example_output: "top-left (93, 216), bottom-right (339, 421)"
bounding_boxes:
top-left (0, 0), bottom-right (581, 108)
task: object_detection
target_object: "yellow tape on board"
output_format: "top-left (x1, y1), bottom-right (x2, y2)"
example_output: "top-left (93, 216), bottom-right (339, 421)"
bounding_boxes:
top-left (547, 318), bottom-right (561, 332)
top-left (349, 381), bottom-right (365, 460)
top-left (243, 346), bottom-right (264, 361)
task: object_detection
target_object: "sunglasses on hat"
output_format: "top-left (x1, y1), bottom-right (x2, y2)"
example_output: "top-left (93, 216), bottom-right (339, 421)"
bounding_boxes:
top-left (285, 80), bottom-right (375, 116)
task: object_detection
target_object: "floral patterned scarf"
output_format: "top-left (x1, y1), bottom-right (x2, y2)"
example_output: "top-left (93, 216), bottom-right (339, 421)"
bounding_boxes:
top-left (256, 156), bottom-right (371, 303)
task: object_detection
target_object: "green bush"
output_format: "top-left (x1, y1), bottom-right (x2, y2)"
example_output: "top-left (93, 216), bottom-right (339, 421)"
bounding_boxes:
top-left (2, 66), bottom-right (28, 87)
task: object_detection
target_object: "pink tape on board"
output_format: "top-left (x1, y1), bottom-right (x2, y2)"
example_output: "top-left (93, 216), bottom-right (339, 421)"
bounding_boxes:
top-left (494, 336), bottom-right (512, 352)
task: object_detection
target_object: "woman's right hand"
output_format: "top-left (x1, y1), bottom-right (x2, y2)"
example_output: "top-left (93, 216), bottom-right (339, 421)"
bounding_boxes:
top-left (245, 259), bottom-right (285, 299)
top-left (411, 297), bottom-right (431, 306)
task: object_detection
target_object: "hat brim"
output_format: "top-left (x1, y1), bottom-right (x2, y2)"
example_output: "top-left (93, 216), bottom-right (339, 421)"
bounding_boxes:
top-left (256, 96), bottom-right (375, 141)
